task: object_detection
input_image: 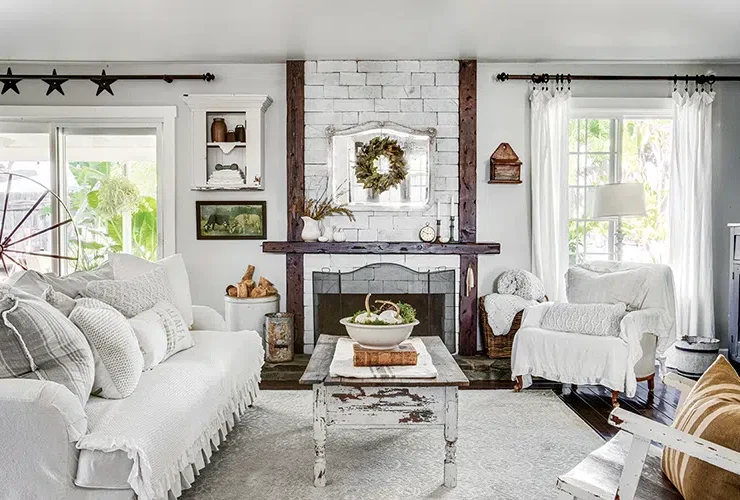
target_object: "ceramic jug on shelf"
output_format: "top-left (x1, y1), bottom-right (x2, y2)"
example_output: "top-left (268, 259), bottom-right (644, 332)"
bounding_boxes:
top-left (301, 216), bottom-right (322, 242)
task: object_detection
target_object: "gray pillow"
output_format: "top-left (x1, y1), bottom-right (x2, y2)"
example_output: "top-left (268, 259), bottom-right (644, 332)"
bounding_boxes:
top-left (6, 263), bottom-right (114, 299)
top-left (541, 302), bottom-right (627, 337)
top-left (84, 266), bottom-right (176, 318)
top-left (0, 285), bottom-right (95, 405)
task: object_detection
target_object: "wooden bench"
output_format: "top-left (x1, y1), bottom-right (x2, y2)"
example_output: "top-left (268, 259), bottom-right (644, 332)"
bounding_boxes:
top-left (556, 373), bottom-right (740, 500)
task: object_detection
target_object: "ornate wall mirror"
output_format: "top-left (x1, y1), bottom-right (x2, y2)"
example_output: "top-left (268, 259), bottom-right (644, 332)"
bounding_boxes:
top-left (327, 122), bottom-right (436, 210)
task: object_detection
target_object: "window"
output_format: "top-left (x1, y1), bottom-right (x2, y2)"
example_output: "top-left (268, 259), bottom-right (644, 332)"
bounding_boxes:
top-left (0, 107), bottom-right (174, 275)
top-left (568, 99), bottom-right (673, 265)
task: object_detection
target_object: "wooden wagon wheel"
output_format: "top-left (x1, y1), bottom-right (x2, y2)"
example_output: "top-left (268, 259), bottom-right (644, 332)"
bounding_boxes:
top-left (0, 172), bottom-right (80, 277)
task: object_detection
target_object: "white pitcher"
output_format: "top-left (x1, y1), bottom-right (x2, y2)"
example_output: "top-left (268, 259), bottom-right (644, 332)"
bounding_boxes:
top-left (301, 216), bottom-right (322, 242)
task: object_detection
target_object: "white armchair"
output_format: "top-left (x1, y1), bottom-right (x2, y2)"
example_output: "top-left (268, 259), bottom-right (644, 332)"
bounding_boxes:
top-left (512, 262), bottom-right (676, 404)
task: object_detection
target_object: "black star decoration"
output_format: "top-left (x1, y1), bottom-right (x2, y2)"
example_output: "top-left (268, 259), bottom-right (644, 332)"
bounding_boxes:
top-left (90, 69), bottom-right (116, 96)
top-left (0, 68), bottom-right (20, 95)
top-left (42, 69), bottom-right (68, 96)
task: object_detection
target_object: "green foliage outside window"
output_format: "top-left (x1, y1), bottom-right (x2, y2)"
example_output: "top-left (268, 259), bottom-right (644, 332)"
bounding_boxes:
top-left (67, 161), bottom-right (157, 270)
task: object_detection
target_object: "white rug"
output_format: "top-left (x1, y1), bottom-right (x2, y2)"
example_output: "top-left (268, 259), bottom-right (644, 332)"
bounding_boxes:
top-left (180, 390), bottom-right (602, 500)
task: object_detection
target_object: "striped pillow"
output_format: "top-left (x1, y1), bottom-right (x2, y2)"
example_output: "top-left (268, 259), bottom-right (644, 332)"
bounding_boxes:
top-left (662, 355), bottom-right (740, 499)
top-left (0, 285), bottom-right (95, 406)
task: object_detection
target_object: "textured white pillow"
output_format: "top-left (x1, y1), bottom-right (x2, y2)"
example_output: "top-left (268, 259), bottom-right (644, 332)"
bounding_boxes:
top-left (566, 266), bottom-right (651, 310)
top-left (85, 266), bottom-right (175, 318)
top-left (130, 301), bottom-right (194, 370)
top-left (68, 298), bottom-right (144, 399)
top-left (108, 253), bottom-right (194, 327)
top-left (541, 302), bottom-right (627, 337)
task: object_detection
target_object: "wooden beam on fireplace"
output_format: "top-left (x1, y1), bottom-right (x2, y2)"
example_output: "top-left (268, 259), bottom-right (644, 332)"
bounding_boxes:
top-left (286, 60), bottom-right (305, 354)
top-left (287, 60), bottom-right (305, 241)
top-left (458, 60), bottom-right (477, 244)
top-left (262, 241), bottom-right (501, 255)
top-left (458, 60), bottom-right (478, 356)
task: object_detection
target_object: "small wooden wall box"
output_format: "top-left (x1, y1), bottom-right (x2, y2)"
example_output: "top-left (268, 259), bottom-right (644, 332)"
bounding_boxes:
top-left (489, 143), bottom-right (522, 184)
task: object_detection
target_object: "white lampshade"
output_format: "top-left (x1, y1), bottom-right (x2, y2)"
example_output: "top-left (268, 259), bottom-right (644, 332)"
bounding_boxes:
top-left (592, 183), bottom-right (647, 218)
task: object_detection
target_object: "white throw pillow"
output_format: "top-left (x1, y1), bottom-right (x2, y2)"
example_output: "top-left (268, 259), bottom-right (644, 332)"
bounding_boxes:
top-left (68, 298), bottom-right (144, 399)
top-left (85, 266), bottom-right (176, 318)
top-left (108, 253), bottom-right (194, 328)
top-left (540, 302), bottom-right (627, 337)
top-left (566, 266), bottom-right (651, 310)
top-left (130, 301), bottom-right (194, 370)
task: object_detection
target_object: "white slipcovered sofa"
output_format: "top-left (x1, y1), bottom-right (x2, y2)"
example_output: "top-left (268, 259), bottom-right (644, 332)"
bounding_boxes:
top-left (512, 262), bottom-right (676, 403)
top-left (0, 304), bottom-right (264, 500)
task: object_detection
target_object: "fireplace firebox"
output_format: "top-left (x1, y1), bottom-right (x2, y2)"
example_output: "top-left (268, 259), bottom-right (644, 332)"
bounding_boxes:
top-left (312, 263), bottom-right (456, 352)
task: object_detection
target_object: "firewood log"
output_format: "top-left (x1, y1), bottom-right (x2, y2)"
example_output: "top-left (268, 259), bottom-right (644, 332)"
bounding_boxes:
top-left (249, 286), bottom-right (268, 298)
top-left (241, 265), bottom-right (256, 283)
top-left (226, 285), bottom-right (237, 297)
top-left (236, 282), bottom-right (249, 298)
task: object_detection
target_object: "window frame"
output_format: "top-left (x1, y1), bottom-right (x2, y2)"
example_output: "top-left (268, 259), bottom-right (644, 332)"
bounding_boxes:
top-left (0, 106), bottom-right (177, 259)
top-left (568, 98), bottom-right (673, 263)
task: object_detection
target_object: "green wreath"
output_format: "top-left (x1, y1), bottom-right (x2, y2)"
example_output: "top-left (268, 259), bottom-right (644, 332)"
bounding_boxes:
top-left (354, 136), bottom-right (408, 194)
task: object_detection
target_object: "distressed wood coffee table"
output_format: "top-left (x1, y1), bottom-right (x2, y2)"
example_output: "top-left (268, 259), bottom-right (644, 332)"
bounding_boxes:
top-left (300, 335), bottom-right (469, 488)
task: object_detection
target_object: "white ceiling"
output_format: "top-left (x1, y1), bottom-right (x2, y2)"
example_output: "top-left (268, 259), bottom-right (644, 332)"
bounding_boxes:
top-left (2, 0), bottom-right (740, 63)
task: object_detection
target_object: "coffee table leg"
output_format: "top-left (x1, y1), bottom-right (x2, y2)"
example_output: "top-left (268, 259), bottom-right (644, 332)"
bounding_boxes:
top-left (313, 384), bottom-right (327, 487)
top-left (443, 386), bottom-right (458, 488)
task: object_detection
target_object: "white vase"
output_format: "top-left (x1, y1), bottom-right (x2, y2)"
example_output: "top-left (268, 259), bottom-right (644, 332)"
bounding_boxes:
top-left (323, 225), bottom-right (336, 242)
top-left (301, 216), bottom-right (322, 242)
top-left (333, 229), bottom-right (346, 242)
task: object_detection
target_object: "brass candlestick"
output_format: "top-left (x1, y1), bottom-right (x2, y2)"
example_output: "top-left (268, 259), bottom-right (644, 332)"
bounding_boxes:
top-left (449, 216), bottom-right (456, 243)
top-left (435, 219), bottom-right (443, 243)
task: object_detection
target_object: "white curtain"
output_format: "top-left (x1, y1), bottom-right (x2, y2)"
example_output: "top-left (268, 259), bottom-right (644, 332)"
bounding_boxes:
top-left (669, 89), bottom-right (715, 338)
top-left (530, 89), bottom-right (570, 301)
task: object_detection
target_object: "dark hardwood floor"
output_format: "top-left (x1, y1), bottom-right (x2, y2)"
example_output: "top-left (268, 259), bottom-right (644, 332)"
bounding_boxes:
top-left (553, 379), bottom-right (681, 440)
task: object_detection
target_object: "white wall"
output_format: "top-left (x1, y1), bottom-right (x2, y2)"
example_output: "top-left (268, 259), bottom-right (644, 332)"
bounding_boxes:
top-left (0, 62), bottom-right (287, 314)
top-left (477, 62), bottom-right (740, 347)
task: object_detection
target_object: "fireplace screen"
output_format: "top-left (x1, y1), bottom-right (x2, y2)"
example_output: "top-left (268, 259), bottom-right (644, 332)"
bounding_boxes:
top-left (313, 263), bottom-right (456, 352)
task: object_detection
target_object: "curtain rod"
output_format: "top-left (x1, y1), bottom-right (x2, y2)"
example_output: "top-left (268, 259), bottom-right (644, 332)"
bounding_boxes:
top-left (496, 72), bottom-right (740, 84)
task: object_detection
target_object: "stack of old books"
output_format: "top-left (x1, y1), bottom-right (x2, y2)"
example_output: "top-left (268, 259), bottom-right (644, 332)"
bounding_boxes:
top-left (352, 341), bottom-right (418, 367)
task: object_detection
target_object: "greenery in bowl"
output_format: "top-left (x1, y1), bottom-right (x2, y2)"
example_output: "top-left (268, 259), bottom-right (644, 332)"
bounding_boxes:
top-left (349, 294), bottom-right (417, 325)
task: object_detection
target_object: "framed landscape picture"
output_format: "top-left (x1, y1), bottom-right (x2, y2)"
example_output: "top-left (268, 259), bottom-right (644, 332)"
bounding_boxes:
top-left (196, 201), bottom-right (267, 240)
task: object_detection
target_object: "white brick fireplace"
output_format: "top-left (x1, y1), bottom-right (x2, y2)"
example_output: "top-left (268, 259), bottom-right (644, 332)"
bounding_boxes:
top-left (304, 59), bottom-right (459, 241)
top-left (301, 60), bottom-right (462, 354)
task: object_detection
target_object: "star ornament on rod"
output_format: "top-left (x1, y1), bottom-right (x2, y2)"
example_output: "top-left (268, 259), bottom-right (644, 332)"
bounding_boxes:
top-left (42, 69), bottom-right (68, 96)
top-left (90, 69), bottom-right (117, 96)
top-left (0, 68), bottom-right (20, 95)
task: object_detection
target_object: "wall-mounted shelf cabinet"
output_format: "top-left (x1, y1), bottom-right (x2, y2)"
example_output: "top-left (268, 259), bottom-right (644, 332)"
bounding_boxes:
top-left (183, 94), bottom-right (272, 191)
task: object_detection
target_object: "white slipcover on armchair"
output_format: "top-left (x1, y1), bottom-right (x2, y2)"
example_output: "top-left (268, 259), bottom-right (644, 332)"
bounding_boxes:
top-left (511, 262), bottom-right (676, 402)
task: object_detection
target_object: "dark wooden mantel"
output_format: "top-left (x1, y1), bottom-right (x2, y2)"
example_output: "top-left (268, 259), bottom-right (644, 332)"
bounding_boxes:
top-left (263, 241), bottom-right (500, 255)
top-left (283, 60), bottom-right (481, 356)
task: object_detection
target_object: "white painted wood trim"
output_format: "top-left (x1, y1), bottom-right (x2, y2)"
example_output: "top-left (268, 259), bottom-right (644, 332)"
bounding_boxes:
top-left (0, 105), bottom-right (177, 120)
top-left (569, 98), bottom-right (673, 118)
top-left (662, 372), bottom-right (697, 394)
top-left (615, 434), bottom-right (651, 500)
top-left (443, 386), bottom-right (458, 488)
top-left (608, 407), bottom-right (740, 475)
top-left (556, 478), bottom-right (611, 500)
top-left (313, 384), bottom-right (327, 488)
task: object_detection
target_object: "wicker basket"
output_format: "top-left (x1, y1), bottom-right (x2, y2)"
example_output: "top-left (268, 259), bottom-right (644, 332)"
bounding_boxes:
top-left (479, 295), bottom-right (548, 359)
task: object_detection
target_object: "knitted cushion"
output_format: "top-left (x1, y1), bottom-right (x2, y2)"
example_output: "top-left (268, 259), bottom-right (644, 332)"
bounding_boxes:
top-left (0, 285), bottom-right (94, 406)
top-left (662, 356), bottom-right (740, 500)
top-left (109, 253), bottom-right (194, 328)
top-left (85, 266), bottom-right (175, 318)
top-left (69, 298), bottom-right (143, 399)
top-left (130, 301), bottom-right (194, 370)
top-left (540, 302), bottom-right (626, 337)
